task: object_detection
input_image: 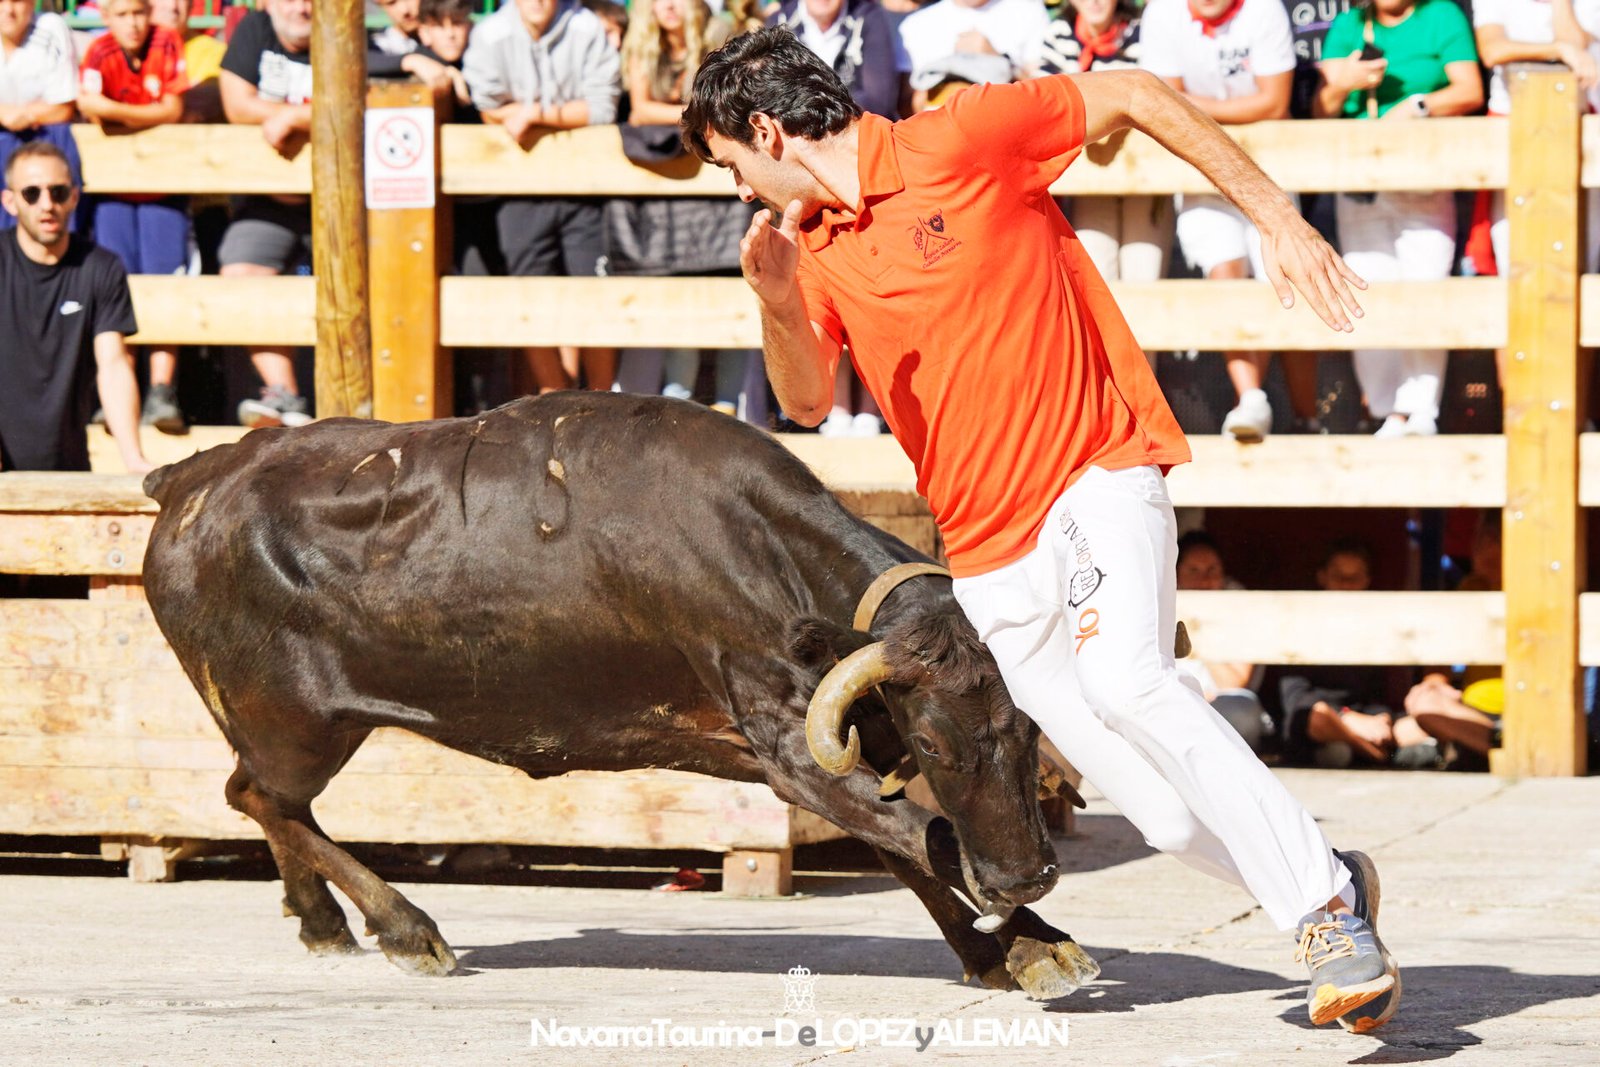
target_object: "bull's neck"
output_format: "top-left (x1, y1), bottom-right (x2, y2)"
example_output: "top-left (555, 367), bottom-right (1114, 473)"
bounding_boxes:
top-left (781, 500), bottom-right (948, 637)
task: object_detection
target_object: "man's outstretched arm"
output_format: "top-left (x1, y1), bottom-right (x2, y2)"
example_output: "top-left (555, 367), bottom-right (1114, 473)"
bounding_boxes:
top-left (1072, 68), bottom-right (1366, 332)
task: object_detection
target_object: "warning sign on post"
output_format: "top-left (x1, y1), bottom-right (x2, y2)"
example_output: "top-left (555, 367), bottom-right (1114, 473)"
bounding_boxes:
top-left (365, 108), bottom-right (435, 210)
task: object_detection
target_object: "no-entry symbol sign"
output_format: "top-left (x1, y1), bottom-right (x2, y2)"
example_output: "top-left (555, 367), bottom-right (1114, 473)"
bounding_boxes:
top-left (365, 107), bottom-right (435, 210)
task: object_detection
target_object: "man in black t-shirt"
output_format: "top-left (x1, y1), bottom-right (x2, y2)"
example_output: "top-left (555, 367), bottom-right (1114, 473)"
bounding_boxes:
top-left (0, 142), bottom-right (150, 474)
top-left (218, 0), bottom-right (318, 429)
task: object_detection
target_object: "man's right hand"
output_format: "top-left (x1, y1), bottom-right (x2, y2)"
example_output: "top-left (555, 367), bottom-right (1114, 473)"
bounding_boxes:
top-left (740, 199), bottom-right (804, 307)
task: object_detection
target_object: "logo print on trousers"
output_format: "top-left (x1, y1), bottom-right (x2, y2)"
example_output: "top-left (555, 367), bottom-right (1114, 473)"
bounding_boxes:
top-left (1059, 507), bottom-right (1105, 608)
top-left (1075, 608), bottom-right (1101, 654)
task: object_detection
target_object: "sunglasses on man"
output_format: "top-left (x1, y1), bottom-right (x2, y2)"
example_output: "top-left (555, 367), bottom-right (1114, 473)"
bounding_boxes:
top-left (16, 184), bottom-right (73, 206)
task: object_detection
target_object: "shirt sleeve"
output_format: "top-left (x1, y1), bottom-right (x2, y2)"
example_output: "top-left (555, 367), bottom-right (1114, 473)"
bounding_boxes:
top-left (944, 74), bottom-right (1086, 195)
top-left (1136, 0), bottom-right (1183, 79)
top-left (795, 249), bottom-right (845, 350)
top-left (93, 254), bottom-right (138, 339)
top-left (40, 17), bottom-right (79, 106)
top-left (221, 14), bottom-right (266, 86)
top-left (1248, 0), bottom-right (1297, 79)
top-left (463, 22), bottom-right (512, 111)
top-left (580, 21), bottom-right (620, 125)
top-left (1435, 2), bottom-right (1481, 66)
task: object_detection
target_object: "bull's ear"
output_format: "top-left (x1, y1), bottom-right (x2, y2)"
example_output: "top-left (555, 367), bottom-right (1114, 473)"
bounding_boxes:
top-left (787, 617), bottom-right (872, 668)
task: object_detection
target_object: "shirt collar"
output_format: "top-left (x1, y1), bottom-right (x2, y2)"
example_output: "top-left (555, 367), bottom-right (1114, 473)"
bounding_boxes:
top-left (801, 114), bottom-right (905, 252)
top-left (796, 3), bottom-right (846, 43)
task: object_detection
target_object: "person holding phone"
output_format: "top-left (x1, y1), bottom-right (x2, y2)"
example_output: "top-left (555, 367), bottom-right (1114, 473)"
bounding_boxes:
top-left (1314, 0), bottom-right (1482, 439)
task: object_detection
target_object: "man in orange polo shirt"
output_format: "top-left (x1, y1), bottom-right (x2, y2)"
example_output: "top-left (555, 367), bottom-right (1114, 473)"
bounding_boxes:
top-left (682, 28), bottom-right (1398, 1032)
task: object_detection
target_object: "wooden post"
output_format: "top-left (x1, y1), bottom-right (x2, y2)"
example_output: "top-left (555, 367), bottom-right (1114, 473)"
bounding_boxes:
top-left (310, 0), bottom-right (372, 417)
top-left (722, 849), bottom-right (793, 897)
top-left (366, 81), bottom-right (451, 421)
top-left (1501, 67), bottom-right (1588, 777)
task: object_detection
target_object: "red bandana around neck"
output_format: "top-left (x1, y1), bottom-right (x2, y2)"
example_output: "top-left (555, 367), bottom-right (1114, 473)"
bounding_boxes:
top-left (1189, 0), bottom-right (1245, 37)
top-left (1074, 14), bottom-right (1127, 70)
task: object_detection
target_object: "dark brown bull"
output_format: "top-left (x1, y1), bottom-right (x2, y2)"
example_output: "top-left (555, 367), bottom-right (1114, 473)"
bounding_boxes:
top-left (140, 392), bottom-right (1098, 995)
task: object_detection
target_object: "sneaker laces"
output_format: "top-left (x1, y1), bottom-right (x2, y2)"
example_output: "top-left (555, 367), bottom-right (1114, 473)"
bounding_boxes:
top-left (1295, 918), bottom-right (1357, 972)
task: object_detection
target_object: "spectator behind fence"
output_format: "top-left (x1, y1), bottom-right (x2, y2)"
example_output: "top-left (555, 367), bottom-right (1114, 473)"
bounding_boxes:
top-left (418, 0), bottom-right (476, 72)
top-left (583, 0), bottom-right (629, 51)
top-left (149, 0), bottom-right (226, 122)
top-left (770, 2), bottom-right (907, 434)
top-left (1315, 0), bottom-right (1481, 439)
top-left (464, 0), bottom-right (621, 395)
top-left (612, 0), bottom-right (762, 417)
top-left (0, 142), bottom-right (150, 474)
top-left (1277, 539), bottom-right (1439, 768)
top-left (1035, 0), bottom-right (1170, 369)
top-left (369, 0), bottom-right (471, 104)
top-left (898, 0), bottom-right (1049, 112)
top-left (0, 0), bottom-right (86, 232)
top-left (218, 0), bottom-right (316, 428)
top-left (1141, 0), bottom-right (1315, 443)
top-left (1173, 530), bottom-right (1274, 753)
top-left (78, 0), bottom-right (192, 435)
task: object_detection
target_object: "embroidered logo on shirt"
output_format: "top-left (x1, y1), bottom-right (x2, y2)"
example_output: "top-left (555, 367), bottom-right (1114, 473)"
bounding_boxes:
top-left (59, 301), bottom-right (83, 316)
top-left (909, 212), bottom-right (960, 267)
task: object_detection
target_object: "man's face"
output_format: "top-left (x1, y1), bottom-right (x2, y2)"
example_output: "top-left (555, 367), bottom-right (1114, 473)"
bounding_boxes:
top-left (1317, 552), bottom-right (1371, 592)
top-left (418, 16), bottom-right (470, 61)
top-left (803, 0), bottom-right (844, 26)
top-left (1175, 546), bottom-right (1225, 591)
top-left (2, 155), bottom-right (77, 248)
top-left (705, 126), bottom-right (820, 218)
top-left (0, 0), bottom-right (33, 45)
top-left (104, 0), bottom-right (153, 57)
top-left (377, 0), bottom-right (421, 35)
top-left (514, 0), bottom-right (559, 36)
top-left (1188, 0), bottom-right (1234, 17)
top-left (1070, 0), bottom-right (1117, 28)
top-left (270, 0), bottom-right (313, 51)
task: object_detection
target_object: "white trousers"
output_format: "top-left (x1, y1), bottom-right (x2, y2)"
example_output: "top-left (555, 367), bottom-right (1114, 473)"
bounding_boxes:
top-left (1071, 195), bottom-right (1173, 283)
top-left (1336, 191), bottom-right (1455, 420)
top-left (952, 466), bottom-right (1350, 931)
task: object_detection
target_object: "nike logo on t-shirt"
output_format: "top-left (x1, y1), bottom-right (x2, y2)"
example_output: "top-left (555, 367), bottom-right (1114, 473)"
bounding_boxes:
top-left (59, 301), bottom-right (82, 315)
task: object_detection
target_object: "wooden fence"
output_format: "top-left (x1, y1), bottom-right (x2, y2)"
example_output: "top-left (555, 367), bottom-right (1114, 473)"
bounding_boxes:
top-left (0, 69), bottom-right (1585, 874)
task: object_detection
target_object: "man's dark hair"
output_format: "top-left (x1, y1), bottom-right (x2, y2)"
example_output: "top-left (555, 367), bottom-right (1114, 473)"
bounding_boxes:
top-left (681, 26), bottom-right (863, 162)
top-left (4, 141), bottom-right (70, 188)
top-left (418, 0), bottom-right (471, 23)
top-left (1319, 536), bottom-right (1373, 572)
top-left (1175, 529), bottom-right (1221, 566)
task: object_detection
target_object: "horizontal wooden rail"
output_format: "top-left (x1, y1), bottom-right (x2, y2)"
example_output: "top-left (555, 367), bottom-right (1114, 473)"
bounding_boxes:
top-left (127, 276), bottom-right (316, 346)
top-left (75, 125), bottom-right (310, 195)
top-left (439, 276), bottom-right (1506, 351)
top-left (1177, 590), bottom-right (1504, 665)
top-left (441, 119), bottom-right (1509, 197)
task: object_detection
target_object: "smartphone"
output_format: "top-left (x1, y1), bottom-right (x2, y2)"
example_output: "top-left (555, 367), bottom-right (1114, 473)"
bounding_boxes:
top-left (1360, 43), bottom-right (1385, 61)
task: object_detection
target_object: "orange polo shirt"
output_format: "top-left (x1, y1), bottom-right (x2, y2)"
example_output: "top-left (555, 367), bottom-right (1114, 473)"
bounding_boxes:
top-left (794, 74), bottom-right (1191, 578)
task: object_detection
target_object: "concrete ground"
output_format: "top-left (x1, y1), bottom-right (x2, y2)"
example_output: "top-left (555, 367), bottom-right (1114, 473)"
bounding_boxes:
top-left (2, 768), bottom-right (1596, 1067)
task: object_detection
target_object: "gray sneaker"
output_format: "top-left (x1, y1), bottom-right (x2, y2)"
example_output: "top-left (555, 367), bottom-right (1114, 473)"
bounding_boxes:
top-left (239, 386), bottom-right (312, 429)
top-left (1295, 904), bottom-right (1395, 1026)
top-left (141, 384), bottom-right (187, 434)
top-left (1334, 849), bottom-right (1401, 1033)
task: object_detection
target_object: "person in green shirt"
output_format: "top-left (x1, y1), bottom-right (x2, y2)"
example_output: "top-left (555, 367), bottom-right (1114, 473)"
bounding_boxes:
top-left (1312, 0), bottom-right (1482, 438)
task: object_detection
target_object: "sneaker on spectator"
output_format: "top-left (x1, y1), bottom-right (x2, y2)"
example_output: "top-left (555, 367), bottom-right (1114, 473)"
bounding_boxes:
top-left (850, 412), bottom-right (883, 437)
top-left (1221, 389), bottom-right (1272, 443)
top-left (141, 384), bottom-right (187, 435)
top-left (1402, 412), bottom-right (1437, 437)
top-left (1373, 414), bottom-right (1408, 438)
top-left (818, 408), bottom-right (855, 438)
top-left (238, 386), bottom-right (312, 429)
top-left (710, 401), bottom-right (737, 417)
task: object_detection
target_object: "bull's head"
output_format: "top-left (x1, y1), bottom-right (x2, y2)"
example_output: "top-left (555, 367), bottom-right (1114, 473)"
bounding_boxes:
top-left (790, 602), bottom-right (1059, 910)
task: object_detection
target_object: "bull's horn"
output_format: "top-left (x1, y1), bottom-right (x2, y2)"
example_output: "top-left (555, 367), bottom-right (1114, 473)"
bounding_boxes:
top-left (806, 642), bottom-right (893, 776)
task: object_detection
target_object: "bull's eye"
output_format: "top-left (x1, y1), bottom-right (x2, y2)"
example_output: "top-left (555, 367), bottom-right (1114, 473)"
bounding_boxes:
top-left (914, 734), bottom-right (942, 759)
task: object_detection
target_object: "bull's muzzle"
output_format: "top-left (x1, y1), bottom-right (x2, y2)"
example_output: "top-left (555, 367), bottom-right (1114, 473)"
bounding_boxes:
top-left (805, 642), bottom-right (894, 775)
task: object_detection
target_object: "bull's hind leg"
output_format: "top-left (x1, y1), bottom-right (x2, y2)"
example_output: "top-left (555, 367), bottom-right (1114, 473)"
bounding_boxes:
top-left (260, 818), bottom-right (361, 956)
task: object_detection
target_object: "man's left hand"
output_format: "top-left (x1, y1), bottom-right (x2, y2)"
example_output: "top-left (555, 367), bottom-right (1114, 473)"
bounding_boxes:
top-left (1259, 215), bottom-right (1366, 333)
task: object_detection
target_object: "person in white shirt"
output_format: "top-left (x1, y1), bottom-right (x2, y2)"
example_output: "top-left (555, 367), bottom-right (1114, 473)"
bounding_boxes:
top-left (0, 0), bottom-right (81, 234)
top-left (1141, 0), bottom-right (1308, 443)
top-left (899, 0), bottom-right (1049, 111)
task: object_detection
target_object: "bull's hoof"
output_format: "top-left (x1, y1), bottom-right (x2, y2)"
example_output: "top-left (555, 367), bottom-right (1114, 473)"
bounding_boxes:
top-left (969, 961), bottom-right (1021, 992)
top-left (1005, 937), bottom-right (1100, 1001)
top-left (377, 924), bottom-right (459, 976)
top-left (301, 927), bottom-right (361, 956)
